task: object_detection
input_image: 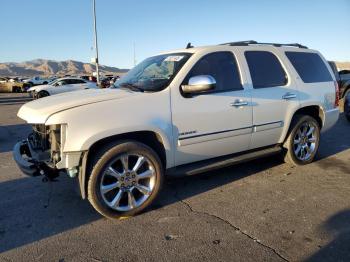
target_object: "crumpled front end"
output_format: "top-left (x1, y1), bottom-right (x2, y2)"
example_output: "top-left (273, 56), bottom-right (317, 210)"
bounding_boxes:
top-left (13, 124), bottom-right (62, 179)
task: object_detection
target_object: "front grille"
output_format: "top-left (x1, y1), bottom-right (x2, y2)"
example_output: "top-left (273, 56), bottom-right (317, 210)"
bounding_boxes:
top-left (29, 124), bottom-right (50, 151)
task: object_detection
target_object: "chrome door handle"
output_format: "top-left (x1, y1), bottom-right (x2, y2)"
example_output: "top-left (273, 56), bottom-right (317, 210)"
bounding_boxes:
top-left (282, 92), bottom-right (297, 100)
top-left (230, 100), bottom-right (248, 107)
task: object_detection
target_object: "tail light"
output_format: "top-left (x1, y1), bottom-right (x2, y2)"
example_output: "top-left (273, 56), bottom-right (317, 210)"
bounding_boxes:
top-left (334, 81), bottom-right (340, 108)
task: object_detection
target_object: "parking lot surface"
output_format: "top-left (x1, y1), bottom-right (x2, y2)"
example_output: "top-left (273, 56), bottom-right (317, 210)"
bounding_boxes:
top-left (0, 93), bottom-right (349, 262)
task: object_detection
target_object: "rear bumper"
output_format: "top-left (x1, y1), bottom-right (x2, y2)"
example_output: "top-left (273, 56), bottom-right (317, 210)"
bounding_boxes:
top-left (322, 108), bottom-right (340, 132)
top-left (13, 140), bottom-right (41, 176)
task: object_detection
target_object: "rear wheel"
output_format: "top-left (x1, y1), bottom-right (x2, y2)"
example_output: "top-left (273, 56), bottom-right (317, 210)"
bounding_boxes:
top-left (282, 115), bottom-right (320, 165)
top-left (37, 90), bottom-right (50, 98)
top-left (87, 141), bottom-right (164, 219)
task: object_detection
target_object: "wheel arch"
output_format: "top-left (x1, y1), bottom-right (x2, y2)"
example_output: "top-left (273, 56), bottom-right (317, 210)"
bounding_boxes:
top-left (79, 130), bottom-right (168, 199)
top-left (280, 105), bottom-right (324, 144)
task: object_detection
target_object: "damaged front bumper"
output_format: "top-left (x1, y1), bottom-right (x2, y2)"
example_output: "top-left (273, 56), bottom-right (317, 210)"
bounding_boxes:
top-left (13, 140), bottom-right (58, 179)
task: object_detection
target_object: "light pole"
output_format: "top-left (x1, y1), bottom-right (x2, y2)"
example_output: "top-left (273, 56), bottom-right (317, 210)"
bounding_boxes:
top-left (133, 42), bottom-right (137, 66)
top-left (92, 0), bottom-right (100, 86)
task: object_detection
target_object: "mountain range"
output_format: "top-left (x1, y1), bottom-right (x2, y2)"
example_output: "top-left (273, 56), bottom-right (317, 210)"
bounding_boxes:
top-left (0, 59), bottom-right (348, 77)
top-left (0, 59), bottom-right (128, 77)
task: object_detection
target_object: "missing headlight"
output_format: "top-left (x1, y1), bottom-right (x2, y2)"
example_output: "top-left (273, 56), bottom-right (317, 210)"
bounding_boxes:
top-left (49, 124), bottom-right (61, 163)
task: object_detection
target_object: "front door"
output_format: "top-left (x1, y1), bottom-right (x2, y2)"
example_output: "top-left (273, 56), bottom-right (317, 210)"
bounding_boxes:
top-left (171, 51), bottom-right (252, 166)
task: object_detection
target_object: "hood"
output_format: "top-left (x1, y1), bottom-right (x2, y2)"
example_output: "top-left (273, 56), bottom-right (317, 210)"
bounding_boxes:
top-left (18, 88), bottom-right (137, 123)
top-left (27, 84), bottom-right (50, 92)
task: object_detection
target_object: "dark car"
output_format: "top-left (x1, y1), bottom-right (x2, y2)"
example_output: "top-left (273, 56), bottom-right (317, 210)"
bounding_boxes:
top-left (328, 61), bottom-right (350, 111)
top-left (345, 91), bottom-right (350, 122)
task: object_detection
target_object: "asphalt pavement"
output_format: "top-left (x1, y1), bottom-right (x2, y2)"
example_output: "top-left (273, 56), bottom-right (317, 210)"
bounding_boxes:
top-left (0, 93), bottom-right (349, 262)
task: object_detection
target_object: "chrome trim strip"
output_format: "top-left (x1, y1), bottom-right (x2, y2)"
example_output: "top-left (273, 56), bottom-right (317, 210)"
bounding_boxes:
top-left (178, 126), bottom-right (253, 146)
top-left (177, 120), bottom-right (284, 146)
top-left (253, 121), bottom-right (284, 132)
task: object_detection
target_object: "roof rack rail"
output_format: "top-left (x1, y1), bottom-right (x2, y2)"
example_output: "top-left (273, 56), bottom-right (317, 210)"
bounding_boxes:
top-left (220, 40), bottom-right (258, 46)
top-left (221, 41), bottom-right (308, 49)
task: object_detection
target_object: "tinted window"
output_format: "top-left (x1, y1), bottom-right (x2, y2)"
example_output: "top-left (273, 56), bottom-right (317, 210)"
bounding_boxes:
top-left (245, 51), bottom-right (287, 88)
top-left (56, 80), bottom-right (68, 86)
top-left (186, 52), bottom-right (242, 92)
top-left (70, 79), bottom-right (86, 84)
top-left (286, 52), bottom-right (333, 83)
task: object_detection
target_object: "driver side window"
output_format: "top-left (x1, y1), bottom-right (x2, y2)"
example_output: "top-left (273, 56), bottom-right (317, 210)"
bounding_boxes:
top-left (185, 51), bottom-right (243, 93)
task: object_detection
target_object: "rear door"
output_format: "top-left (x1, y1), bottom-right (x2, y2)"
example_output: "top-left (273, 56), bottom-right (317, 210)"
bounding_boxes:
top-left (243, 49), bottom-right (300, 148)
top-left (69, 79), bottom-right (89, 91)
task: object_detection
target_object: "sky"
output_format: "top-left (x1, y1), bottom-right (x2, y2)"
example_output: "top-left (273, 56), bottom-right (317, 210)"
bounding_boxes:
top-left (0, 0), bottom-right (349, 69)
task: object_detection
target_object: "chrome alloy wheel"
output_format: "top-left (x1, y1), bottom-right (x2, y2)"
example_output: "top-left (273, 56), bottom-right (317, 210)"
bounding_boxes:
top-left (293, 121), bottom-right (318, 161)
top-left (100, 154), bottom-right (156, 211)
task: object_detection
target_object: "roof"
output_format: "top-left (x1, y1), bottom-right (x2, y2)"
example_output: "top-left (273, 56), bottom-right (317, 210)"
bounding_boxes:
top-left (158, 41), bottom-right (315, 56)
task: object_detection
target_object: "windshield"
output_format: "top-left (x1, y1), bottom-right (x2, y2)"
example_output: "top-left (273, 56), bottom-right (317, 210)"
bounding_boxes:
top-left (114, 53), bottom-right (191, 92)
top-left (49, 79), bottom-right (60, 85)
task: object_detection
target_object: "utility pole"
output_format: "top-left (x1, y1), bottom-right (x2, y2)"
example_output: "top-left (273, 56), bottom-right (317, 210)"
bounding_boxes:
top-left (133, 42), bottom-right (137, 66)
top-left (92, 0), bottom-right (100, 86)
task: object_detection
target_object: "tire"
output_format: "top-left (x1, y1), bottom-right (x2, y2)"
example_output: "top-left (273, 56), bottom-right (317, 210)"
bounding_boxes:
top-left (37, 90), bottom-right (50, 98)
top-left (43, 81), bottom-right (48, 85)
top-left (282, 115), bottom-right (320, 166)
top-left (12, 86), bottom-right (20, 93)
top-left (345, 92), bottom-right (350, 122)
top-left (87, 141), bottom-right (164, 219)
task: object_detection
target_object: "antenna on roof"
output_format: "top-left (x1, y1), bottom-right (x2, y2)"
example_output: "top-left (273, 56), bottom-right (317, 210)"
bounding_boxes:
top-left (186, 42), bottom-right (194, 49)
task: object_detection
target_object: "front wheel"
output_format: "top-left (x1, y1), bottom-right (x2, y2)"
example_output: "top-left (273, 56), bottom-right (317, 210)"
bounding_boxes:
top-left (37, 90), bottom-right (50, 98)
top-left (87, 141), bottom-right (164, 219)
top-left (282, 115), bottom-right (320, 165)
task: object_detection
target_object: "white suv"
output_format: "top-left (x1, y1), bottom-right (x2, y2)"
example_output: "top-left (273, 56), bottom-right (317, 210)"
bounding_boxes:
top-left (23, 76), bottom-right (51, 86)
top-left (13, 41), bottom-right (340, 219)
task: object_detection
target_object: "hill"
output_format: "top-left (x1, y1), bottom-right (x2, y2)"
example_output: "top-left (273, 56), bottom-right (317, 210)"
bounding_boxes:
top-left (0, 59), bottom-right (128, 77)
top-left (335, 61), bottom-right (350, 70)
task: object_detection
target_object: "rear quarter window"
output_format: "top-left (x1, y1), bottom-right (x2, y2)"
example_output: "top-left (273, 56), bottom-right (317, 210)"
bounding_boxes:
top-left (285, 52), bottom-right (333, 83)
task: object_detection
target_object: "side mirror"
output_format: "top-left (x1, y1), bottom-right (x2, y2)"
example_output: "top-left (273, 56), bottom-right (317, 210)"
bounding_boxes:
top-left (181, 75), bottom-right (216, 94)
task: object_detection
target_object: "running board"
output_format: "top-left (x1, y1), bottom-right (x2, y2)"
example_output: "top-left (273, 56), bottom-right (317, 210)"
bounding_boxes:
top-left (167, 146), bottom-right (282, 177)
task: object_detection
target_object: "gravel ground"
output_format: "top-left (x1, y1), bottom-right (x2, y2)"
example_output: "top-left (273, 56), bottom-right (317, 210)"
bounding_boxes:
top-left (0, 93), bottom-right (349, 262)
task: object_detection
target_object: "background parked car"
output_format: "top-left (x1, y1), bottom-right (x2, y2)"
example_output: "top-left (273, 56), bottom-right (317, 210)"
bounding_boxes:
top-left (23, 76), bottom-right (51, 86)
top-left (345, 92), bottom-right (350, 122)
top-left (0, 77), bottom-right (8, 83)
top-left (27, 77), bottom-right (98, 98)
top-left (328, 61), bottom-right (350, 110)
top-left (0, 78), bottom-right (30, 93)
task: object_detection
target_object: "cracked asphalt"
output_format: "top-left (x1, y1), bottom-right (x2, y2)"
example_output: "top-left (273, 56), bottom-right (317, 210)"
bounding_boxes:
top-left (0, 93), bottom-right (350, 262)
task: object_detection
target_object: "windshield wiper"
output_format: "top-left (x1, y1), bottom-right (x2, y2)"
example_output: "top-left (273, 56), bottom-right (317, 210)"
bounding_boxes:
top-left (119, 83), bottom-right (144, 92)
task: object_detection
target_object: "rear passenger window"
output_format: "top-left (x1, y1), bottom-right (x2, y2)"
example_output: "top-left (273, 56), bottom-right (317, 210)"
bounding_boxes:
top-left (71, 79), bottom-right (85, 84)
top-left (245, 51), bottom-right (287, 88)
top-left (186, 51), bottom-right (242, 92)
top-left (285, 52), bottom-right (333, 83)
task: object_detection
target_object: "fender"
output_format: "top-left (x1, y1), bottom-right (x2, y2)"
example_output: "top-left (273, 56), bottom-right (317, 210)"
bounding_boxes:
top-left (278, 102), bottom-right (325, 144)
